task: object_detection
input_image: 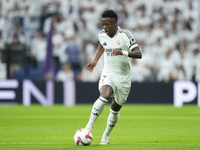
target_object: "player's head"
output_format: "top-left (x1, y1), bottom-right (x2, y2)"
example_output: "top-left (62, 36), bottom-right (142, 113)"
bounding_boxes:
top-left (102, 10), bottom-right (118, 22)
top-left (101, 10), bottom-right (118, 38)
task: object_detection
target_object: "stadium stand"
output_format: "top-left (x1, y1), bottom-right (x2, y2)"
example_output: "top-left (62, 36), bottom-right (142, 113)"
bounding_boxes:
top-left (0, 0), bottom-right (200, 82)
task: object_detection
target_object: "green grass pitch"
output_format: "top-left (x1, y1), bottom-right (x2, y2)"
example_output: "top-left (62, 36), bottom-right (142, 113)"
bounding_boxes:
top-left (0, 104), bottom-right (200, 150)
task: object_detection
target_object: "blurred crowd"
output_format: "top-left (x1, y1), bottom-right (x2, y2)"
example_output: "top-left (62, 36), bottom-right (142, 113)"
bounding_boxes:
top-left (0, 0), bottom-right (200, 82)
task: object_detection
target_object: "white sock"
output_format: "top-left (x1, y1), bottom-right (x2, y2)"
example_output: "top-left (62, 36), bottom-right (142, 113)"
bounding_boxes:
top-left (103, 109), bottom-right (119, 137)
top-left (85, 96), bottom-right (108, 131)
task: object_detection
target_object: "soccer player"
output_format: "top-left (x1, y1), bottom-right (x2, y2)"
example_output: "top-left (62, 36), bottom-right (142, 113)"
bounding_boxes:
top-left (85, 10), bottom-right (142, 145)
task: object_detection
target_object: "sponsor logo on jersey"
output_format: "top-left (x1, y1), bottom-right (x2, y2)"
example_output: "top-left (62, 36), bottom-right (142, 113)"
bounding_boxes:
top-left (105, 48), bottom-right (122, 57)
top-left (103, 42), bottom-right (107, 46)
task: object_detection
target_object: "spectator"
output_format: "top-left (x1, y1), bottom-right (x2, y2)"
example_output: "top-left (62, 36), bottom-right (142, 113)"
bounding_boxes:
top-left (65, 35), bottom-right (82, 80)
top-left (7, 27), bottom-right (26, 44)
top-left (193, 49), bottom-right (200, 82)
top-left (0, 0), bottom-right (200, 82)
top-left (156, 49), bottom-right (176, 82)
top-left (0, 51), bottom-right (6, 79)
top-left (21, 3), bottom-right (40, 46)
top-left (131, 59), bottom-right (149, 82)
top-left (0, 30), bottom-right (6, 49)
top-left (55, 63), bottom-right (74, 81)
top-left (30, 30), bottom-right (47, 68)
top-left (52, 27), bottom-right (64, 73)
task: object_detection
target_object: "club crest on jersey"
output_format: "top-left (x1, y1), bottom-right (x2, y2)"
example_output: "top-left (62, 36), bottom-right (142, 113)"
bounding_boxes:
top-left (116, 39), bottom-right (121, 45)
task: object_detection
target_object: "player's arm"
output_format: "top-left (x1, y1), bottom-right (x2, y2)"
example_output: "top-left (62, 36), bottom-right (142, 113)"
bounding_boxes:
top-left (129, 46), bottom-right (142, 59)
top-left (113, 31), bottom-right (142, 59)
top-left (113, 46), bottom-right (142, 59)
top-left (85, 43), bottom-right (104, 73)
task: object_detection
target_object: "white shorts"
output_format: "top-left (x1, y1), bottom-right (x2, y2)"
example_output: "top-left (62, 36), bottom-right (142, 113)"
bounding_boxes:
top-left (98, 72), bottom-right (131, 106)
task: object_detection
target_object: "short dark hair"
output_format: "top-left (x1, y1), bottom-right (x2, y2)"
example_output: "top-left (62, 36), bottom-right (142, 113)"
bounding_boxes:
top-left (102, 10), bottom-right (118, 22)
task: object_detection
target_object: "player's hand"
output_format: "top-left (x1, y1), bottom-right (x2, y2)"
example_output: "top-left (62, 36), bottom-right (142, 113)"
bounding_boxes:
top-left (85, 61), bottom-right (97, 73)
top-left (113, 48), bottom-right (123, 56)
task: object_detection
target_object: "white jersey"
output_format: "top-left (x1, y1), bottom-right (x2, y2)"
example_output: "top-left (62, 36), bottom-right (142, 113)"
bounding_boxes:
top-left (98, 27), bottom-right (138, 84)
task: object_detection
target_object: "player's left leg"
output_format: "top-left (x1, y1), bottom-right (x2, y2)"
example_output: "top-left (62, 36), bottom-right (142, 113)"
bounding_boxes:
top-left (100, 98), bottom-right (121, 145)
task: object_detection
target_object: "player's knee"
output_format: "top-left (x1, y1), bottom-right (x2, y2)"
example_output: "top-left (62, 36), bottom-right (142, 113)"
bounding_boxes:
top-left (111, 100), bottom-right (122, 111)
top-left (100, 85), bottom-right (113, 99)
top-left (100, 90), bottom-right (111, 99)
top-left (100, 93), bottom-right (110, 100)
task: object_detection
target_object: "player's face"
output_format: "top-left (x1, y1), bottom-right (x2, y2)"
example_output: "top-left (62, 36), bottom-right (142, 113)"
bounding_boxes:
top-left (102, 18), bottom-right (117, 38)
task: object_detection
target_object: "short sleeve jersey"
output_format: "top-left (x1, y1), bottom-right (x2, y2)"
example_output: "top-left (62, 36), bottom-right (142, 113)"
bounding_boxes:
top-left (98, 27), bottom-right (138, 83)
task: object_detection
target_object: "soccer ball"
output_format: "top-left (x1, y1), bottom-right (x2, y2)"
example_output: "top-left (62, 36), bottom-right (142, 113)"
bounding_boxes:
top-left (74, 128), bottom-right (93, 146)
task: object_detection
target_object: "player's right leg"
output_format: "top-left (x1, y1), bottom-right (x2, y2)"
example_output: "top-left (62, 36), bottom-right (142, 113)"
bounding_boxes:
top-left (85, 85), bottom-right (113, 131)
top-left (85, 96), bottom-right (108, 131)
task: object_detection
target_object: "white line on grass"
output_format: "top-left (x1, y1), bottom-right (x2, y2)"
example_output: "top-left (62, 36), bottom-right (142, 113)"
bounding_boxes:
top-left (0, 142), bottom-right (59, 145)
top-left (109, 143), bottom-right (199, 146)
top-left (0, 142), bottom-right (199, 146)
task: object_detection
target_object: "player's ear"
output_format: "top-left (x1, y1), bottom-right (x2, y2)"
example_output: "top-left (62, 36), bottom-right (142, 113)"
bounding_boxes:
top-left (114, 21), bottom-right (117, 25)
